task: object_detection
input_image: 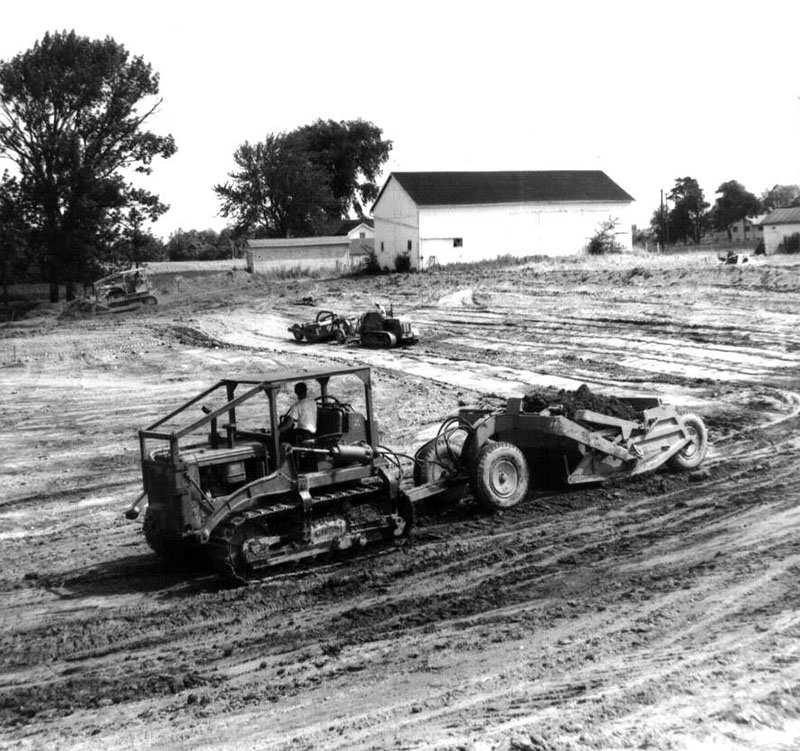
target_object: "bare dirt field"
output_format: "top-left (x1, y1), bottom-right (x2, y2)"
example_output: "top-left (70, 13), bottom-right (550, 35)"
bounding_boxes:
top-left (2, 253), bottom-right (800, 751)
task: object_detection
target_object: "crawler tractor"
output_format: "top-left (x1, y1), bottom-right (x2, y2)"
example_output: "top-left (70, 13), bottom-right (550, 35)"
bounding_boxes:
top-left (127, 369), bottom-right (708, 579)
top-left (94, 267), bottom-right (157, 307)
top-left (357, 306), bottom-right (418, 348)
top-left (126, 367), bottom-right (424, 580)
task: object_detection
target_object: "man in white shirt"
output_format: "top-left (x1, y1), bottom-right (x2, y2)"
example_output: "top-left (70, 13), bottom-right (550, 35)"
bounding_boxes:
top-left (279, 382), bottom-right (317, 445)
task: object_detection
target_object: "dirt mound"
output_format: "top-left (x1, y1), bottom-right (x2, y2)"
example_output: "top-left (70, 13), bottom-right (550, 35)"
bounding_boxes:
top-left (521, 383), bottom-right (639, 421)
top-left (436, 288), bottom-right (484, 307)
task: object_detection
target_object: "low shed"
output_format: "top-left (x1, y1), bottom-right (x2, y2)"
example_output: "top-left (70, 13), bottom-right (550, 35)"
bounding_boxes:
top-left (246, 237), bottom-right (351, 274)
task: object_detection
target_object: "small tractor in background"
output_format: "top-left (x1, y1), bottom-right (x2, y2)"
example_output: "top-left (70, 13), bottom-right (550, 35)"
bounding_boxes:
top-left (127, 368), bottom-right (708, 581)
top-left (60, 267), bottom-right (158, 317)
top-left (94, 267), bottom-right (158, 307)
top-left (288, 303), bottom-right (418, 348)
top-left (357, 303), bottom-right (418, 348)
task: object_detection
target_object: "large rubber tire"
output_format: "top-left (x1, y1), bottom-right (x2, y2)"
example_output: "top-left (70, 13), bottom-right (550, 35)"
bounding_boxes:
top-left (291, 327), bottom-right (304, 342)
top-left (414, 434), bottom-right (464, 485)
top-left (471, 441), bottom-right (529, 511)
top-left (668, 414), bottom-right (708, 470)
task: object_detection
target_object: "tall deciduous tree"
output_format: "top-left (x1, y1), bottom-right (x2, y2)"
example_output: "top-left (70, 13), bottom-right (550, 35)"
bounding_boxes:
top-left (667, 177), bottom-right (709, 244)
top-left (761, 184), bottom-right (800, 211)
top-left (0, 31), bottom-right (175, 300)
top-left (710, 180), bottom-right (762, 240)
top-left (0, 171), bottom-right (28, 304)
top-left (215, 119), bottom-right (392, 238)
top-left (294, 118), bottom-right (392, 219)
top-left (215, 134), bottom-right (333, 238)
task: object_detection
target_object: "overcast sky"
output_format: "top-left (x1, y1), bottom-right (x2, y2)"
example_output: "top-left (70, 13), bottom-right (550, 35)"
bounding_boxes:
top-left (2, 0), bottom-right (799, 239)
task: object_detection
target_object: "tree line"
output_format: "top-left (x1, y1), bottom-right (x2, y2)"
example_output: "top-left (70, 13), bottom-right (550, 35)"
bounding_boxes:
top-left (648, 178), bottom-right (800, 246)
top-left (0, 31), bottom-right (392, 301)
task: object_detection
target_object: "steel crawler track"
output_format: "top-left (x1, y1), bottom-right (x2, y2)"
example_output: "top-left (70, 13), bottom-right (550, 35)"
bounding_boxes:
top-left (204, 480), bottom-right (401, 582)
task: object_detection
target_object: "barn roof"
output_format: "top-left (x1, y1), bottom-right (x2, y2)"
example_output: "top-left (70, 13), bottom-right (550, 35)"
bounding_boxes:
top-left (376, 171), bottom-right (634, 208)
top-left (761, 207), bottom-right (800, 225)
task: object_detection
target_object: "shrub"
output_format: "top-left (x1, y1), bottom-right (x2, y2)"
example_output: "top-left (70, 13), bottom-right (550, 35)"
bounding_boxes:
top-left (351, 249), bottom-right (384, 276)
top-left (777, 232), bottom-right (800, 254)
top-left (754, 239), bottom-right (765, 255)
top-left (269, 264), bottom-right (320, 280)
top-left (394, 251), bottom-right (412, 273)
top-left (587, 218), bottom-right (625, 255)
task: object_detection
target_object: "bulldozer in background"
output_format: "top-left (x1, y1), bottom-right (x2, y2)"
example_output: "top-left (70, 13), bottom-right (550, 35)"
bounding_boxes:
top-left (60, 267), bottom-right (158, 317)
top-left (357, 302), bottom-right (418, 348)
top-left (93, 267), bottom-right (158, 307)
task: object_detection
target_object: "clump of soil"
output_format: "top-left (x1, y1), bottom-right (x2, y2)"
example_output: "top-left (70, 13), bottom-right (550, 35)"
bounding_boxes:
top-left (521, 383), bottom-right (639, 421)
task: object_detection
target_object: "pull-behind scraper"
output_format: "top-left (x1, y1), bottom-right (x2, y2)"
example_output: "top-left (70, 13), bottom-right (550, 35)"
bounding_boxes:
top-left (126, 366), bottom-right (707, 580)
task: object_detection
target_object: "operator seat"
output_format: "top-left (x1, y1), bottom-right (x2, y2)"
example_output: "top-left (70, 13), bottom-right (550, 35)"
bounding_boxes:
top-left (315, 406), bottom-right (345, 447)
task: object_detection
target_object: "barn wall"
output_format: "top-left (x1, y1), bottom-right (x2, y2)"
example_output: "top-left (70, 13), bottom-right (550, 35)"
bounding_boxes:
top-left (417, 201), bottom-right (633, 268)
top-left (372, 178), bottom-right (420, 270)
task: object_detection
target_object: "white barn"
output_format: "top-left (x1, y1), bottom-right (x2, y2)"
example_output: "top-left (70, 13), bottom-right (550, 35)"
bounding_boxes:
top-left (371, 171), bottom-right (635, 269)
top-left (761, 207), bottom-right (800, 254)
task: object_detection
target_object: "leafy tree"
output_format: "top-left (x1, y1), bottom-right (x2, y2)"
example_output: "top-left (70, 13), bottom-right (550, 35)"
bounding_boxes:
top-left (166, 228), bottom-right (241, 261)
top-left (761, 184), bottom-right (800, 212)
top-left (107, 189), bottom-right (169, 268)
top-left (215, 134), bottom-right (333, 238)
top-left (294, 119), bottom-right (392, 219)
top-left (108, 228), bottom-right (166, 268)
top-left (710, 180), bottom-right (761, 240)
top-left (667, 177), bottom-right (709, 244)
top-left (649, 207), bottom-right (668, 245)
top-left (0, 171), bottom-right (29, 303)
top-left (215, 119), bottom-right (392, 237)
top-left (0, 31), bottom-right (175, 300)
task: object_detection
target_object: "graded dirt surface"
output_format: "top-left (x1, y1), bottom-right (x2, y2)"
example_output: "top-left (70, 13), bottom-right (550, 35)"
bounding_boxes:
top-left (2, 254), bottom-right (800, 750)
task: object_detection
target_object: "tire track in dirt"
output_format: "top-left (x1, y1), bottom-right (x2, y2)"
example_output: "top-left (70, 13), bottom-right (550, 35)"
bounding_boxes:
top-left (5, 260), bottom-right (800, 749)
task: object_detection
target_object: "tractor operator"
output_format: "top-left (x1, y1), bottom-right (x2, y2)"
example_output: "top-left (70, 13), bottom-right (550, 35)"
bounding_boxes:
top-left (278, 381), bottom-right (317, 445)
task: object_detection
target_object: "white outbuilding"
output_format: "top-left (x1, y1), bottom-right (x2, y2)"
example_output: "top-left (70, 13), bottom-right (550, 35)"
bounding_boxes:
top-left (761, 207), bottom-right (800, 254)
top-left (371, 171), bottom-right (635, 269)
